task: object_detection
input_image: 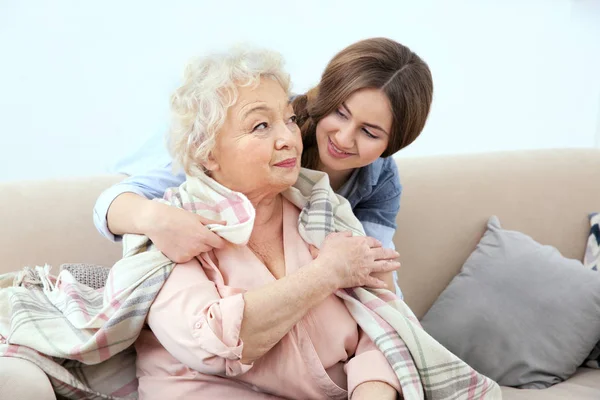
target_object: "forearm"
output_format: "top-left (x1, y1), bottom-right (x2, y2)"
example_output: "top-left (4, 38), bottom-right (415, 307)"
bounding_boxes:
top-left (371, 271), bottom-right (396, 291)
top-left (239, 260), bottom-right (336, 364)
top-left (106, 192), bottom-right (154, 236)
top-left (360, 220), bottom-right (401, 296)
top-left (352, 381), bottom-right (398, 400)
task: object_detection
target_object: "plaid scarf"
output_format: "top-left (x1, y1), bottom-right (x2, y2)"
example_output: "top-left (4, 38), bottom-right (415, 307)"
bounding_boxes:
top-left (0, 168), bottom-right (501, 399)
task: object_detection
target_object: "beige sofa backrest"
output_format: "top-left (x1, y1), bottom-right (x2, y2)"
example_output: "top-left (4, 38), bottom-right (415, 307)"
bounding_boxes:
top-left (0, 175), bottom-right (123, 275)
top-left (1, 149), bottom-right (599, 321)
top-left (394, 148), bottom-right (600, 318)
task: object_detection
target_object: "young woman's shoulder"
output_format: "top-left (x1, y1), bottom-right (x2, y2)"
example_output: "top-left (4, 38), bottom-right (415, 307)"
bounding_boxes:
top-left (365, 157), bottom-right (402, 200)
top-left (376, 157), bottom-right (401, 184)
top-left (351, 157), bottom-right (403, 248)
top-left (343, 157), bottom-right (402, 212)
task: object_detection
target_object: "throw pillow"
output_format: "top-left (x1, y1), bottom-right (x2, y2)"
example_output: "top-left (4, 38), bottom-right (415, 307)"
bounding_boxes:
top-left (583, 213), bottom-right (599, 271)
top-left (420, 216), bottom-right (600, 389)
top-left (60, 263), bottom-right (110, 290)
top-left (583, 212), bottom-right (600, 368)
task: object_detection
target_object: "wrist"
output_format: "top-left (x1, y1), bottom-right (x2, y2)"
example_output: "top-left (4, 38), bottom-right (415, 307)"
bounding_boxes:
top-left (138, 199), bottom-right (160, 235)
top-left (308, 258), bottom-right (339, 293)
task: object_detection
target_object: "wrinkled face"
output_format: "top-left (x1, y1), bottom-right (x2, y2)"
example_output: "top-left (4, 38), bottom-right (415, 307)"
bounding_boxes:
top-left (204, 78), bottom-right (302, 199)
top-left (316, 88), bottom-right (392, 173)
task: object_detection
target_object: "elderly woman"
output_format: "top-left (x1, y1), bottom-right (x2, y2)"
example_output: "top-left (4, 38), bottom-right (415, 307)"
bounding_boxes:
top-left (134, 47), bottom-right (402, 399)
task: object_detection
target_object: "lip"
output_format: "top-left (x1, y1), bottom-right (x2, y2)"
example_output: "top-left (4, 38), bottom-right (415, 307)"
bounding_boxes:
top-left (274, 158), bottom-right (297, 168)
top-left (327, 138), bottom-right (354, 159)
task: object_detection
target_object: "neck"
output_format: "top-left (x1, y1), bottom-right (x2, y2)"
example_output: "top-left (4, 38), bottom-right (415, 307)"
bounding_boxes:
top-left (319, 164), bottom-right (354, 192)
top-left (248, 193), bottom-right (282, 227)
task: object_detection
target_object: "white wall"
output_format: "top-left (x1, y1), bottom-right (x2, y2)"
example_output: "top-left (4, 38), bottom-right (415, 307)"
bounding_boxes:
top-left (597, 93), bottom-right (600, 148)
top-left (0, 0), bottom-right (599, 182)
top-left (578, 1), bottom-right (600, 149)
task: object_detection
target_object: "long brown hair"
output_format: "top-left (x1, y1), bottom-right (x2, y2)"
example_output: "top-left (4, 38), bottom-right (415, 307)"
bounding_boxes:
top-left (293, 38), bottom-right (433, 170)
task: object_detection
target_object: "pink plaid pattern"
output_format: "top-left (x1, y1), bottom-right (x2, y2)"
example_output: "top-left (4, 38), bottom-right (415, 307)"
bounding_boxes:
top-left (337, 287), bottom-right (498, 399)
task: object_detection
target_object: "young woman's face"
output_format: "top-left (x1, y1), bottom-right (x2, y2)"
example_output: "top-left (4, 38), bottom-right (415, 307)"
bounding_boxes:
top-left (315, 88), bottom-right (392, 174)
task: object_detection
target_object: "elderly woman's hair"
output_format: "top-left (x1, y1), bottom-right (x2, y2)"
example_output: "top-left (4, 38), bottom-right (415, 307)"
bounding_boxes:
top-left (168, 46), bottom-right (290, 175)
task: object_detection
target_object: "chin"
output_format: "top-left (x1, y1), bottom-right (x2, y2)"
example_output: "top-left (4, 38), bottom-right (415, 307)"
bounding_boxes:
top-left (320, 156), bottom-right (347, 172)
top-left (289, 171), bottom-right (301, 184)
top-left (272, 168), bottom-right (299, 183)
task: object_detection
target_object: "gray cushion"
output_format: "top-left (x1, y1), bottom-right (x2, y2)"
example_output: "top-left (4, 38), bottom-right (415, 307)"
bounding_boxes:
top-left (60, 263), bottom-right (110, 290)
top-left (583, 212), bottom-right (600, 368)
top-left (420, 216), bottom-right (600, 389)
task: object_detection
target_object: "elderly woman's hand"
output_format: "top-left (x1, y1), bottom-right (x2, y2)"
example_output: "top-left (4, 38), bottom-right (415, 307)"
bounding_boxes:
top-left (314, 231), bottom-right (400, 289)
top-left (142, 200), bottom-right (227, 263)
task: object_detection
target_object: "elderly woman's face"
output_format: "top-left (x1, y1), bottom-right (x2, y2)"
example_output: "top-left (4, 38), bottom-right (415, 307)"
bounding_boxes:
top-left (205, 78), bottom-right (302, 197)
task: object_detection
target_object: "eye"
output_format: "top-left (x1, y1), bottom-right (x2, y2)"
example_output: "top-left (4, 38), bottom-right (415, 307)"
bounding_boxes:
top-left (335, 108), bottom-right (347, 119)
top-left (362, 128), bottom-right (378, 139)
top-left (252, 122), bottom-right (268, 132)
top-left (287, 115), bottom-right (298, 124)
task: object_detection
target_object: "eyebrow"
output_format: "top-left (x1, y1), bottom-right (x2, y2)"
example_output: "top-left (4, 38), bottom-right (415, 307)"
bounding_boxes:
top-left (241, 105), bottom-right (270, 120)
top-left (341, 102), bottom-right (390, 136)
top-left (241, 100), bottom-right (293, 120)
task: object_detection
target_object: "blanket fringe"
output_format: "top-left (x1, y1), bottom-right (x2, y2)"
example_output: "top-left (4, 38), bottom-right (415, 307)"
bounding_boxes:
top-left (13, 265), bottom-right (54, 290)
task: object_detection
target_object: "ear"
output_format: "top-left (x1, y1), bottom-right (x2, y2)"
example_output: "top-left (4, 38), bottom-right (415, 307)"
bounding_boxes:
top-left (200, 150), bottom-right (220, 173)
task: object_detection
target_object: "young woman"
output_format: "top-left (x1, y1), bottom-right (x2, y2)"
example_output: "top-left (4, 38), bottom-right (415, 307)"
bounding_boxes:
top-left (93, 37), bottom-right (433, 295)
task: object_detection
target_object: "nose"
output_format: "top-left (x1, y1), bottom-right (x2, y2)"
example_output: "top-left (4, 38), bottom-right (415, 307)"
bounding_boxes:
top-left (334, 126), bottom-right (354, 150)
top-left (275, 120), bottom-right (295, 150)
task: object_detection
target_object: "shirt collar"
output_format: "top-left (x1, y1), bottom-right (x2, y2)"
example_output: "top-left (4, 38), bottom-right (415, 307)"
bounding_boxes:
top-left (341, 158), bottom-right (386, 205)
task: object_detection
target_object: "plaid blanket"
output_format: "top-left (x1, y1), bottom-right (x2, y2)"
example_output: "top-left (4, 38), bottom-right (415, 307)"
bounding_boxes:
top-left (0, 168), bottom-right (501, 399)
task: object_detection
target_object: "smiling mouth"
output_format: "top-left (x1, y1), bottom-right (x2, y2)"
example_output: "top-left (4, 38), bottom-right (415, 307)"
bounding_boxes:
top-left (274, 158), bottom-right (297, 168)
top-left (328, 138), bottom-right (354, 155)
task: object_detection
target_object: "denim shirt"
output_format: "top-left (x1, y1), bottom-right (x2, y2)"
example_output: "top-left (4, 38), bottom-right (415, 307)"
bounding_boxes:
top-left (336, 157), bottom-right (402, 251)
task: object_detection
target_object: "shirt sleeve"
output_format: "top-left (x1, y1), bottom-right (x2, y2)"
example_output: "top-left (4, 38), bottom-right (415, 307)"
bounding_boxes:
top-left (146, 257), bottom-right (252, 377)
top-left (352, 158), bottom-right (402, 248)
top-left (345, 330), bottom-right (401, 398)
top-left (92, 162), bottom-right (185, 242)
top-left (355, 169), bottom-right (403, 297)
top-left (361, 221), bottom-right (403, 298)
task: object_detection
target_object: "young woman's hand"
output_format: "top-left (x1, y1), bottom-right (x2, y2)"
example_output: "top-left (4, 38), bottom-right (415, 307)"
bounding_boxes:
top-left (142, 201), bottom-right (227, 263)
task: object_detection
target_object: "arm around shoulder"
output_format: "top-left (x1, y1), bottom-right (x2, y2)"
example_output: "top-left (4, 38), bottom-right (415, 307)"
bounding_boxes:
top-left (93, 163), bottom-right (185, 241)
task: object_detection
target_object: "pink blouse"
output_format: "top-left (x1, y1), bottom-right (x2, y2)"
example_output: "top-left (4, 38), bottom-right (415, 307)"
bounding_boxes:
top-left (135, 198), bottom-right (400, 399)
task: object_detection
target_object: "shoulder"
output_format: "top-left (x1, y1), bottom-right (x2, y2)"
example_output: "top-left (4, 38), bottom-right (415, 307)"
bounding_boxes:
top-left (375, 157), bottom-right (401, 185)
top-left (364, 157), bottom-right (402, 202)
top-left (340, 157), bottom-right (402, 211)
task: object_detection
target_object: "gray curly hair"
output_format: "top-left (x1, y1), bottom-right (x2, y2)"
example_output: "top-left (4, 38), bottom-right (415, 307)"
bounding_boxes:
top-left (168, 45), bottom-right (291, 175)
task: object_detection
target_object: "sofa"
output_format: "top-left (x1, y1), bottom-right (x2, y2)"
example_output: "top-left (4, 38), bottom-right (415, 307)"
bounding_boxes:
top-left (1, 148), bottom-right (599, 399)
